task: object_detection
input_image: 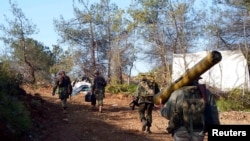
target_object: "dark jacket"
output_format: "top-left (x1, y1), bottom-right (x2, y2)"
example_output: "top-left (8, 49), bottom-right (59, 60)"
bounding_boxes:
top-left (92, 75), bottom-right (107, 92)
top-left (53, 73), bottom-right (72, 99)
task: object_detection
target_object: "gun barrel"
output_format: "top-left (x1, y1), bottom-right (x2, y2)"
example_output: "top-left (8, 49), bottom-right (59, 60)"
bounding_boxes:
top-left (153, 50), bottom-right (222, 105)
top-left (129, 101), bottom-right (135, 110)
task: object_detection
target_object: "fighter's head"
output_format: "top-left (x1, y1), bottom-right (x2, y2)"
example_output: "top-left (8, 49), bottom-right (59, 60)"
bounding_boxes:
top-left (189, 76), bottom-right (202, 86)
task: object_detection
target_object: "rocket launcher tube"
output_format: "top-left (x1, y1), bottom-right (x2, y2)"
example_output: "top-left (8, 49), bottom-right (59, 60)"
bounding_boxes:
top-left (153, 50), bottom-right (222, 105)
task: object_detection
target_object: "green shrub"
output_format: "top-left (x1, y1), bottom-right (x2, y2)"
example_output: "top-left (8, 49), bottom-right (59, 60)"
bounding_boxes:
top-left (217, 98), bottom-right (244, 111)
top-left (0, 62), bottom-right (32, 136)
top-left (216, 88), bottom-right (250, 111)
top-left (127, 84), bottom-right (137, 93)
top-left (0, 95), bottom-right (32, 133)
top-left (106, 83), bottom-right (137, 95)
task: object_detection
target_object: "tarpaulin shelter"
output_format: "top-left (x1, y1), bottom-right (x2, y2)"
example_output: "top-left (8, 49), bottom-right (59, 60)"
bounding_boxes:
top-left (172, 50), bottom-right (250, 91)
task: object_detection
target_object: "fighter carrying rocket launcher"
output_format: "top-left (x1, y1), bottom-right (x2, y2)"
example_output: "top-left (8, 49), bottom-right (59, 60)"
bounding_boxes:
top-left (153, 50), bottom-right (222, 105)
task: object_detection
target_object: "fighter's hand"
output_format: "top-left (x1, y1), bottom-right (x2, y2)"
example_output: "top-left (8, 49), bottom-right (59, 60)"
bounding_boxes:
top-left (154, 98), bottom-right (163, 109)
top-left (154, 104), bottom-right (162, 108)
top-left (159, 98), bottom-right (162, 104)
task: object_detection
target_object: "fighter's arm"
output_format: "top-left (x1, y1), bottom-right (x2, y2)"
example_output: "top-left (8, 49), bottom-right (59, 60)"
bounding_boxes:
top-left (91, 78), bottom-right (96, 93)
top-left (154, 83), bottom-right (160, 94)
top-left (52, 79), bottom-right (59, 95)
top-left (206, 90), bottom-right (220, 125)
top-left (160, 90), bottom-right (182, 120)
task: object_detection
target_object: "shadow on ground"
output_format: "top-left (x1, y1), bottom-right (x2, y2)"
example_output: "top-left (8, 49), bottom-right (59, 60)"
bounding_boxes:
top-left (11, 86), bottom-right (169, 141)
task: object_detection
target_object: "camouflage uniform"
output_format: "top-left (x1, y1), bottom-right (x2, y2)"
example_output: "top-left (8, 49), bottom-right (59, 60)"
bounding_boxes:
top-left (161, 78), bottom-right (220, 141)
top-left (52, 71), bottom-right (72, 111)
top-left (134, 75), bottom-right (160, 133)
top-left (91, 70), bottom-right (107, 112)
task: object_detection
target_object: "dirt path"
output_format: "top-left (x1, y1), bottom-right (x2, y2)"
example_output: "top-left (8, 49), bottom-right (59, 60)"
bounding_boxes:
top-left (23, 86), bottom-right (250, 141)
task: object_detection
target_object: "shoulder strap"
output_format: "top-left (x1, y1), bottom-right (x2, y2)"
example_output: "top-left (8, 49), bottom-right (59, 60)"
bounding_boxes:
top-left (198, 84), bottom-right (207, 103)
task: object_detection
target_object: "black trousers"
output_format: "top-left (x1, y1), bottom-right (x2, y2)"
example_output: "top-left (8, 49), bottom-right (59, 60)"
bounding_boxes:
top-left (138, 102), bottom-right (154, 127)
top-left (91, 94), bottom-right (96, 106)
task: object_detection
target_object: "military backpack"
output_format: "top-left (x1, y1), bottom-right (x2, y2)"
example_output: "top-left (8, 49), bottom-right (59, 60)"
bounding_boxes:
top-left (167, 85), bottom-right (206, 134)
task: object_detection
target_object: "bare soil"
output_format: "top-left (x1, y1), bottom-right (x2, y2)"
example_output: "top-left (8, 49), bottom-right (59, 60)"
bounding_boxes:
top-left (6, 86), bottom-right (250, 141)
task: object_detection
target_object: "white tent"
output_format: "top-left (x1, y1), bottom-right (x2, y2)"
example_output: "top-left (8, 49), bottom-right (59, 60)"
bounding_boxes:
top-left (172, 50), bottom-right (250, 91)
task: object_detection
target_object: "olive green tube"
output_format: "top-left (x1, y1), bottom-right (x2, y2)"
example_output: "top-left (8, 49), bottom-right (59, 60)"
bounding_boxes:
top-left (153, 50), bottom-right (222, 105)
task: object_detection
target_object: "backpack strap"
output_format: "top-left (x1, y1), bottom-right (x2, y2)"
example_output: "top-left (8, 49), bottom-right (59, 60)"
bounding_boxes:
top-left (198, 84), bottom-right (207, 103)
top-left (198, 84), bottom-right (207, 131)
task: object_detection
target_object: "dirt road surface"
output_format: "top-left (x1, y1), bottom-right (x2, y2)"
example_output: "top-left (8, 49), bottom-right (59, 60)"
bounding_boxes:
top-left (21, 86), bottom-right (250, 141)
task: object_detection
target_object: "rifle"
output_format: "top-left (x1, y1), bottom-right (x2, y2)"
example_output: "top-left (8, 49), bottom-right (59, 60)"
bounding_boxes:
top-left (129, 99), bottom-right (139, 110)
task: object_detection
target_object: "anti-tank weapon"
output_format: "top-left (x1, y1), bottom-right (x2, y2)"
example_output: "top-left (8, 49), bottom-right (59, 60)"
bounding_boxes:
top-left (153, 50), bottom-right (222, 105)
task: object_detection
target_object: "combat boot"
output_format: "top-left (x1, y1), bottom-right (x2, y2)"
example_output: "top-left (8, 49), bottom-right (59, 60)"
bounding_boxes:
top-left (141, 118), bottom-right (147, 131)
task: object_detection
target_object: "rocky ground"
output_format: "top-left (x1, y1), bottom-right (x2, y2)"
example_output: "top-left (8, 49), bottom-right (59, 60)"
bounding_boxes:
top-left (2, 85), bottom-right (250, 141)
